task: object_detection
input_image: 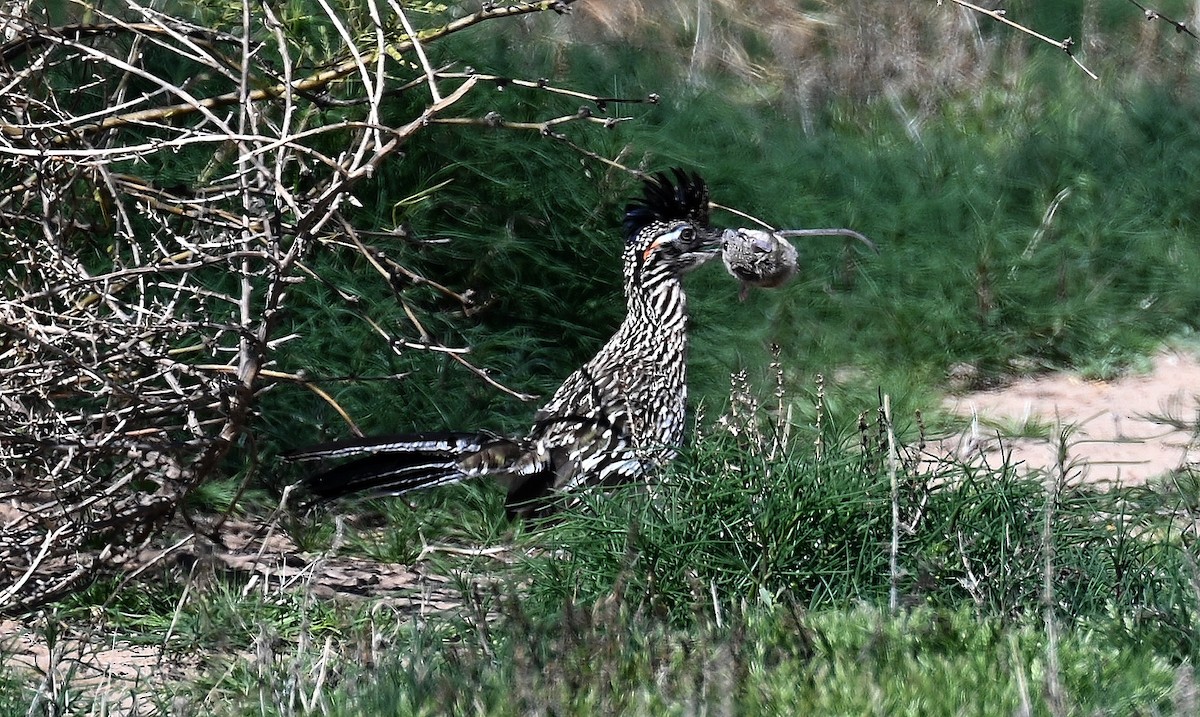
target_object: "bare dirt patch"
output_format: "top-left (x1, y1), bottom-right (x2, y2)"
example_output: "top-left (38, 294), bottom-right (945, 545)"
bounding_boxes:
top-left (0, 617), bottom-right (191, 714)
top-left (936, 349), bottom-right (1200, 485)
top-left (0, 519), bottom-right (503, 714)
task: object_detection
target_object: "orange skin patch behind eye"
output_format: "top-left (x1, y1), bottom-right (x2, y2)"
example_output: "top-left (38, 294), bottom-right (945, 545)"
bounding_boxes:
top-left (641, 224), bottom-right (688, 263)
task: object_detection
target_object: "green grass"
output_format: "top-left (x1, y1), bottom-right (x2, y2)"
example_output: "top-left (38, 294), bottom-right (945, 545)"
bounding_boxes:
top-left (5, 383), bottom-right (1195, 715)
top-left (324, 603), bottom-right (1191, 717)
top-left (269, 404), bottom-right (1200, 713)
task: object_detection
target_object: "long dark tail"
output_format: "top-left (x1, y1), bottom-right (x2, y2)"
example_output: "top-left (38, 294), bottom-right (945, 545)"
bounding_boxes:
top-left (286, 432), bottom-right (496, 503)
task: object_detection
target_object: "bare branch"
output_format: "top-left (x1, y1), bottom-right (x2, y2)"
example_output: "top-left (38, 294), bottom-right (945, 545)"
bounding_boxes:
top-left (1124, 0), bottom-right (1199, 40)
top-left (0, 0), bottom-right (586, 613)
top-left (389, 0), bottom-right (442, 102)
top-left (0, 1), bottom-right (585, 142)
top-left (940, 0), bottom-right (1098, 80)
top-left (436, 70), bottom-right (661, 109)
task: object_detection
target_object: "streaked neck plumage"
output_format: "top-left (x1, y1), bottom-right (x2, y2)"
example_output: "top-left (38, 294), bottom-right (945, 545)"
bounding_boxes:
top-left (622, 255), bottom-right (689, 335)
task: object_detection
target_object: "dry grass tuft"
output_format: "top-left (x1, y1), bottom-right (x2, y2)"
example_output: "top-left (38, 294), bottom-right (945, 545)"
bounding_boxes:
top-left (568, 0), bottom-right (993, 108)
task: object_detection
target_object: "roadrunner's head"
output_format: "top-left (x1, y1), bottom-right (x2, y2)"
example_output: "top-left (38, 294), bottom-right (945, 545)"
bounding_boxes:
top-left (622, 169), bottom-right (720, 281)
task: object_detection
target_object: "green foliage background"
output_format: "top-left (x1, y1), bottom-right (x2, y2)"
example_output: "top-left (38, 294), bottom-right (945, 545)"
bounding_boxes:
top-left (256, 8), bottom-right (1200, 452)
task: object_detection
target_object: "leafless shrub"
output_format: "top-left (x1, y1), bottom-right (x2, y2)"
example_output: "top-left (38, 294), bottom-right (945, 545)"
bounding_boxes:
top-left (0, 0), bottom-right (633, 614)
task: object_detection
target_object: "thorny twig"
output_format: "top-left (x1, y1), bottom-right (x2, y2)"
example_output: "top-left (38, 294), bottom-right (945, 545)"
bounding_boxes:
top-left (0, 1), bottom-right (586, 142)
top-left (1125, 0), bottom-right (1199, 39)
top-left (940, 0), bottom-right (1099, 79)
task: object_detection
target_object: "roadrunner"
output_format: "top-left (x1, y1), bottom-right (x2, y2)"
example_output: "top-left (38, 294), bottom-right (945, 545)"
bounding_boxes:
top-left (290, 169), bottom-right (721, 518)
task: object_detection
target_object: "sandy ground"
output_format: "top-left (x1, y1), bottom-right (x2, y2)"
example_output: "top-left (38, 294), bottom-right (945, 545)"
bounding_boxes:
top-left (936, 349), bottom-right (1200, 486)
top-left (0, 617), bottom-right (188, 714)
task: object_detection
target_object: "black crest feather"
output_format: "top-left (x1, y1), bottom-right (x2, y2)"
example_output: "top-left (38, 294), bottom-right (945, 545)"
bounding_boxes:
top-left (622, 168), bottom-right (710, 244)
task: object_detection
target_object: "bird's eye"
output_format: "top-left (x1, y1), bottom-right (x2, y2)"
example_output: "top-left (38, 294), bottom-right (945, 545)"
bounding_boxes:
top-left (679, 226), bottom-right (694, 241)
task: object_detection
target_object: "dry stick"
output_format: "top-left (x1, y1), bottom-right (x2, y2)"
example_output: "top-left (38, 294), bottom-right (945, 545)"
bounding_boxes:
top-left (234, 0), bottom-right (258, 418)
top-left (407, 301), bottom-right (538, 401)
top-left (0, 322), bottom-right (137, 401)
top-left (366, 0), bottom-right (390, 153)
top-left (336, 217), bottom-right (473, 310)
top-left (7, 25), bottom-right (245, 143)
top-left (301, 65), bottom-right (375, 216)
top-left (1044, 425), bottom-right (1070, 717)
top-left (2, 62), bottom-right (638, 228)
top-left (194, 364), bottom-right (365, 435)
top-left (187, 6), bottom-right (286, 495)
top-left (449, 110), bottom-right (644, 179)
top-left (554, 132), bottom-right (637, 176)
top-left (432, 112), bottom-right (635, 132)
top-left (942, 0), bottom-right (1099, 80)
top-left (305, 212), bottom-right (537, 403)
top-left (231, 7), bottom-right (302, 219)
top-left (0, 524), bottom-right (72, 607)
top-left (1124, 0), bottom-right (1199, 39)
top-left (4, 9), bottom-right (637, 570)
top-left (378, 253), bottom-right (476, 307)
top-left (66, 251), bottom-right (201, 309)
top-left (312, 0), bottom-right (376, 151)
top-left (182, 77), bottom-right (487, 469)
top-left (337, 219), bottom-right (496, 366)
top-left (0, 0), bottom-right (582, 143)
top-left (307, 233), bottom-right (474, 306)
top-left (261, 2), bottom-right (296, 199)
top-left (436, 71), bottom-right (661, 108)
top-left (98, 533), bottom-right (195, 618)
top-left (390, 0), bottom-right (441, 102)
top-left (0, 21), bottom-right (237, 65)
top-left (87, 6), bottom-right (240, 84)
top-left (111, 176), bottom-right (252, 227)
top-left (711, 201), bottom-right (775, 230)
top-left (0, 123), bottom-right (365, 161)
top-left (884, 394), bottom-right (900, 614)
top-left (294, 75), bottom-right (479, 238)
top-left (137, 122), bottom-right (386, 173)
